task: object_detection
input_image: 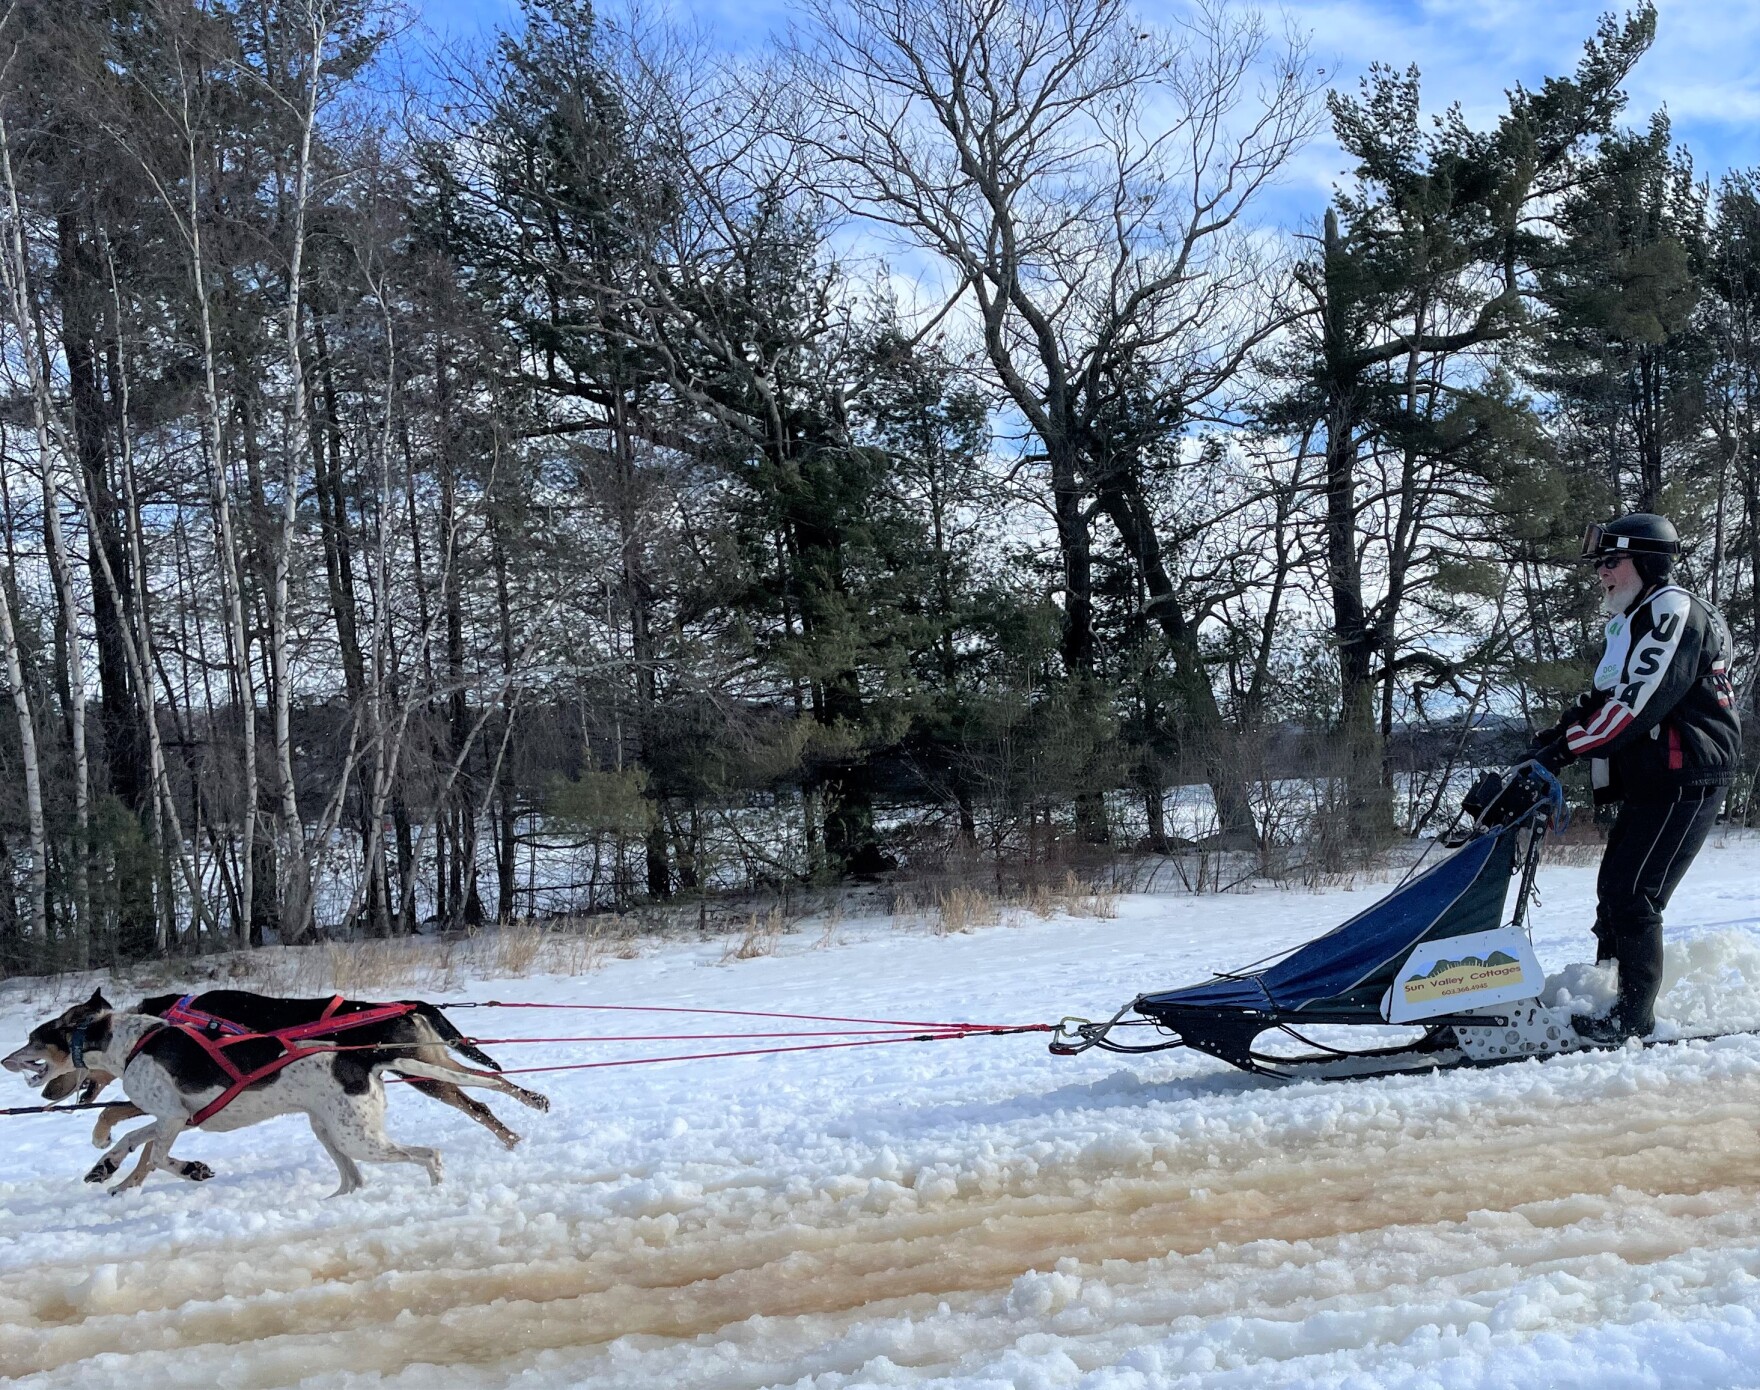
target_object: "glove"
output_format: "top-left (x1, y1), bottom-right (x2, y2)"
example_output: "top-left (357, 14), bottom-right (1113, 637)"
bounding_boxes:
top-left (1524, 736), bottom-right (1571, 774)
top-left (1483, 769), bottom-right (1545, 826)
top-left (1462, 764), bottom-right (1548, 830)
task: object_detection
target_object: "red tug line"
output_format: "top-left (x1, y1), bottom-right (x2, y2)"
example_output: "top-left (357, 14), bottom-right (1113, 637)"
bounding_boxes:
top-left (440, 1022), bottom-right (1049, 1079)
top-left (438, 1000), bottom-right (1024, 1030)
top-left (467, 1029), bottom-right (1021, 1043)
top-left (2, 1001), bottom-right (1050, 1114)
top-left (394, 1000), bottom-right (1051, 1079)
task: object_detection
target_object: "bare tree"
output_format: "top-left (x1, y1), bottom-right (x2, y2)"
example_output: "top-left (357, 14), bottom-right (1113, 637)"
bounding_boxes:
top-left (792, 0), bottom-right (1320, 843)
top-left (259, 0), bottom-right (333, 940)
top-left (84, 0), bottom-right (268, 945)
top-left (0, 109), bottom-right (87, 958)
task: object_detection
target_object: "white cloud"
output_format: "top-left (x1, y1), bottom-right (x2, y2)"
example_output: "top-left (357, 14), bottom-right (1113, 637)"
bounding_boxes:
top-left (1159, 0), bottom-right (1760, 229)
top-left (420, 0), bottom-right (1760, 223)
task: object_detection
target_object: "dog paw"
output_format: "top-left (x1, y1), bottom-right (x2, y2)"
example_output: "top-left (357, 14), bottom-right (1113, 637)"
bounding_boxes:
top-left (522, 1091), bottom-right (551, 1112)
top-left (83, 1162), bottom-right (115, 1184)
top-left (182, 1162), bottom-right (213, 1182)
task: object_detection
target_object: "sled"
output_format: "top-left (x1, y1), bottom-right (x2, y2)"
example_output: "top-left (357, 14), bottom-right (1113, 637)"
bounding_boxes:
top-left (1051, 765), bottom-right (1601, 1081)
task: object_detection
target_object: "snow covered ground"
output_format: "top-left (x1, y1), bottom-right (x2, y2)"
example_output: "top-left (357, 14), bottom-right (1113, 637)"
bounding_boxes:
top-left (4, 835), bottom-right (1760, 1390)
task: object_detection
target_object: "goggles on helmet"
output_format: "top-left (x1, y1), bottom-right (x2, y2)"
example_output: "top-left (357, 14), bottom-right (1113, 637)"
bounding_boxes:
top-left (1579, 521), bottom-right (1680, 560)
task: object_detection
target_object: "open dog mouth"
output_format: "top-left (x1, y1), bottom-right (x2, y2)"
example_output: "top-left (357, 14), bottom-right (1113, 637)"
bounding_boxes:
top-left (1, 1049), bottom-right (51, 1087)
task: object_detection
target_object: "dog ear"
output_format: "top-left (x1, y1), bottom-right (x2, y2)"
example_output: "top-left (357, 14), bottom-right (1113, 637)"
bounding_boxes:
top-left (87, 988), bottom-right (111, 1010)
top-left (41, 1071), bottom-right (78, 1101)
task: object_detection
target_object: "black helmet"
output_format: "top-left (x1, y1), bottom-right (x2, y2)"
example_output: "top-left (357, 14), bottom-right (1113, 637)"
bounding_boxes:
top-left (1581, 513), bottom-right (1679, 586)
top-left (1579, 513), bottom-right (1680, 560)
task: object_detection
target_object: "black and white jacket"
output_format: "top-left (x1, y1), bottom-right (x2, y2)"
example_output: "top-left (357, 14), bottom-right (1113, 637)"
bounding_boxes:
top-left (1541, 584), bottom-right (1740, 801)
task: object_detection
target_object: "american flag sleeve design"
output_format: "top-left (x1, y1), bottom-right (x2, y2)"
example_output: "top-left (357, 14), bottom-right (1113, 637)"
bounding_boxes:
top-left (1564, 590), bottom-right (1699, 757)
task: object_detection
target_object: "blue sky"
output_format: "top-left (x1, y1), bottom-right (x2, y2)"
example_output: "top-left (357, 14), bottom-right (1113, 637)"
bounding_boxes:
top-left (415, 0), bottom-right (1760, 231)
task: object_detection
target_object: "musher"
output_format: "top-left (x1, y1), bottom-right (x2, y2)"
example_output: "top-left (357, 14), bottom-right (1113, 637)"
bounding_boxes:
top-left (1528, 513), bottom-right (1741, 1043)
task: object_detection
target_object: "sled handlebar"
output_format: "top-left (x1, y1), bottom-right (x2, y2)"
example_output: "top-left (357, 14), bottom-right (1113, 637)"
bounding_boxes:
top-left (1452, 760), bottom-right (1567, 844)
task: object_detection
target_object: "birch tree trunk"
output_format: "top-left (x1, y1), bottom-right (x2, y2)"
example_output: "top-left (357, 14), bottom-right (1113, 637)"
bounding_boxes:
top-left (170, 74), bottom-right (258, 946)
top-left (0, 102), bottom-right (225, 954)
top-left (0, 115), bottom-right (88, 959)
top-left (0, 569), bottom-right (44, 949)
top-left (265, 1), bottom-right (329, 940)
top-left (104, 237), bottom-right (212, 943)
top-left (36, 466), bottom-right (87, 956)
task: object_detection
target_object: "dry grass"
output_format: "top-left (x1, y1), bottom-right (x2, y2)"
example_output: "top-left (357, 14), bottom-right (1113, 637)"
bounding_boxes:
top-left (244, 919), bottom-right (620, 997)
top-left (1542, 838), bottom-right (1606, 867)
top-left (997, 872), bottom-right (1118, 921)
top-left (913, 872), bottom-right (1118, 937)
top-left (486, 923), bottom-right (545, 977)
top-left (254, 939), bottom-right (432, 996)
top-left (1042, 871), bottom-right (1118, 919)
top-left (814, 903), bottom-right (844, 950)
top-left (889, 890), bottom-right (921, 933)
top-left (1017, 882), bottom-right (1056, 919)
top-left (722, 906), bottom-right (787, 962)
top-left (934, 885), bottom-right (1000, 935)
top-left (1071, 872), bottom-right (1120, 918)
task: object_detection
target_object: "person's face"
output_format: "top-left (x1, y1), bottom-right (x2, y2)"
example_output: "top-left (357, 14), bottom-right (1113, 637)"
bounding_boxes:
top-left (1595, 553), bottom-right (1642, 611)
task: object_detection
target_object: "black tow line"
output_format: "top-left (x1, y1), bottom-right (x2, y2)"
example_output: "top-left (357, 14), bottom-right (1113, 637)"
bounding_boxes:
top-left (1, 1099), bottom-right (112, 1116)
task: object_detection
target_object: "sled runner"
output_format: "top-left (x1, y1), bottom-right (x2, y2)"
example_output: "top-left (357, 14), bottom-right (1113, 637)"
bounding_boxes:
top-left (1052, 765), bottom-right (1607, 1081)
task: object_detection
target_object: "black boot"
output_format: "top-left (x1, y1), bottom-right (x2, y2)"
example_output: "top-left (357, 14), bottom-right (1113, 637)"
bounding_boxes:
top-left (1615, 991), bottom-right (1655, 1041)
top-left (1573, 1012), bottom-right (1634, 1046)
top-left (1574, 999), bottom-right (1653, 1047)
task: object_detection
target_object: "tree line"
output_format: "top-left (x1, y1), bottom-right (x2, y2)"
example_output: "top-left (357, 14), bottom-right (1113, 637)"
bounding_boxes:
top-left (0, 0), bottom-right (1749, 971)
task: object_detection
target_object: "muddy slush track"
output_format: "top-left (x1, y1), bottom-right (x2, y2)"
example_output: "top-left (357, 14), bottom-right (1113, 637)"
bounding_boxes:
top-left (6, 1062), bottom-right (1760, 1389)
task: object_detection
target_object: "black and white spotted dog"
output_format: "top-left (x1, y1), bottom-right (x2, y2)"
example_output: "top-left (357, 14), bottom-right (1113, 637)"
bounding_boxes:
top-left (54, 989), bottom-right (539, 1152)
top-left (3, 990), bottom-right (550, 1195)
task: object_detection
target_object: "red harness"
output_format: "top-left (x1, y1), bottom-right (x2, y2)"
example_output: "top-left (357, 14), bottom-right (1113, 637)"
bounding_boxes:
top-left (127, 995), bottom-right (422, 1126)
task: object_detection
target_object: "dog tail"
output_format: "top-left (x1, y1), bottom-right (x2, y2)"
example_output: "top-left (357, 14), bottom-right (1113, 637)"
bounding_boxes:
top-left (408, 1001), bottom-right (503, 1072)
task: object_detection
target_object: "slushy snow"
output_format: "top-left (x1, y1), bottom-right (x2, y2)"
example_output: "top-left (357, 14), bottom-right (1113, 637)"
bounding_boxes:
top-left (4, 835), bottom-right (1760, 1389)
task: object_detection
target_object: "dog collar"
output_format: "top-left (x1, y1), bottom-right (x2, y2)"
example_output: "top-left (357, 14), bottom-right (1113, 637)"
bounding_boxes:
top-left (69, 1026), bottom-right (87, 1069)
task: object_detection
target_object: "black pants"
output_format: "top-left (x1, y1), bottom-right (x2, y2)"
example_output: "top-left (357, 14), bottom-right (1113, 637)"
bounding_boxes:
top-left (1593, 786), bottom-right (1724, 1033)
